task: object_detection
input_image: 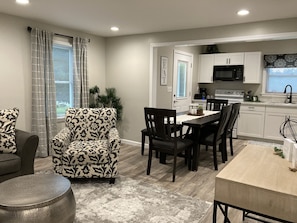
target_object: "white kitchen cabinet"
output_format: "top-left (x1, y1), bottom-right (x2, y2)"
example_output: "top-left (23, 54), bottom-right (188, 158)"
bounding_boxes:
top-left (198, 54), bottom-right (214, 83)
top-left (264, 106), bottom-right (297, 141)
top-left (244, 52), bottom-right (263, 84)
top-left (214, 53), bottom-right (244, 65)
top-left (238, 104), bottom-right (265, 138)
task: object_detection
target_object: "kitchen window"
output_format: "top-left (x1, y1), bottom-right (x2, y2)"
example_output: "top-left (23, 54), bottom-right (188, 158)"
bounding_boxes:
top-left (53, 42), bottom-right (74, 118)
top-left (266, 68), bottom-right (297, 93)
top-left (264, 54), bottom-right (297, 93)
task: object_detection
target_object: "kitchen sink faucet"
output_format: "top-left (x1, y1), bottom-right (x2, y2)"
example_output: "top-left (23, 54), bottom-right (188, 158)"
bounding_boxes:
top-left (283, 84), bottom-right (293, 103)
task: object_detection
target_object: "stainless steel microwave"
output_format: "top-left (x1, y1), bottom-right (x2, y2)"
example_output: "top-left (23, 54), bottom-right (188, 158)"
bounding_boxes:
top-left (213, 65), bottom-right (244, 81)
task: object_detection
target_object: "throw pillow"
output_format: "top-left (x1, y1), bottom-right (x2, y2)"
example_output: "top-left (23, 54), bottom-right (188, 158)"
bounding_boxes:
top-left (0, 108), bottom-right (19, 154)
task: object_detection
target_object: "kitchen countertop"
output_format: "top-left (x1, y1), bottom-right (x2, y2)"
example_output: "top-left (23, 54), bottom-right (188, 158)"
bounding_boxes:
top-left (192, 99), bottom-right (297, 108)
top-left (242, 101), bottom-right (297, 108)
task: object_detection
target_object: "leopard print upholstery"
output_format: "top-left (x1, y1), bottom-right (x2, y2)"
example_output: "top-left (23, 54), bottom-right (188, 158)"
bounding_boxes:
top-left (51, 108), bottom-right (121, 181)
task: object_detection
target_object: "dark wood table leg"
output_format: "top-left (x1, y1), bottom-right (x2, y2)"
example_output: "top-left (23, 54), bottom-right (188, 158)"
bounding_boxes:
top-left (192, 127), bottom-right (201, 171)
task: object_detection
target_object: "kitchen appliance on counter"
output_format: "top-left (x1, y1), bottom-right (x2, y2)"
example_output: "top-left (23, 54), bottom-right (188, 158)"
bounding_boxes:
top-left (244, 90), bottom-right (252, 101)
top-left (194, 88), bottom-right (208, 99)
top-left (213, 65), bottom-right (244, 81)
top-left (215, 89), bottom-right (244, 138)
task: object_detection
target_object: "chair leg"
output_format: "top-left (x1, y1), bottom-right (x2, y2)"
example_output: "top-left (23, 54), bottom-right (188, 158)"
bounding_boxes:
top-left (213, 143), bottom-right (218, 171)
top-left (147, 148), bottom-right (153, 175)
top-left (109, 178), bottom-right (115, 184)
top-left (222, 136), bottom-right (227, 162)
top-left (230, 135), bottom-right (234, 156)
top-left (220, 142), bottom-right (226, 163)
top-left (172, 154), bottom-right (177, 182)
top-left (141, 131), bottom-right (145, 155)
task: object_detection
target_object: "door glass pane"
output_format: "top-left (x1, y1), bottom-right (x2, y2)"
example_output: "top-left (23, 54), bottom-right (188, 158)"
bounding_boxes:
top-left (176, 61), bottom-right (187, 98)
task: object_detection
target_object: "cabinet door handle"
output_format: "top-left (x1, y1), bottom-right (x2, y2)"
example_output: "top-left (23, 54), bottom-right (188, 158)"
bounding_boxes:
top-left (248, 106), bottom-right (255, 110)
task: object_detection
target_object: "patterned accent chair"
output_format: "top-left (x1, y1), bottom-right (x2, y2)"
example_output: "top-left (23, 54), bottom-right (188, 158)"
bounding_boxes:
top-left (51, 108), bottom-right (121, 184)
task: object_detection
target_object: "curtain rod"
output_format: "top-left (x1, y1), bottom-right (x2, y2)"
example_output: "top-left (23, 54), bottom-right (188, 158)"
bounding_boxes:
top-left (27, 26), bottom-right (90, 43)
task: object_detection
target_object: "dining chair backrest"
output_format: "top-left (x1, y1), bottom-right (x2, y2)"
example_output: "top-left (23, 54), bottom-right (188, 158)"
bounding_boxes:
top-left (206, 99), bottom-right (228, 111)
top-left (144, 107), bottom-right (177, 144)
top-left (215, 104), bottom-right (232, 141)
top-left (227, 103), bottom-right (241, 132)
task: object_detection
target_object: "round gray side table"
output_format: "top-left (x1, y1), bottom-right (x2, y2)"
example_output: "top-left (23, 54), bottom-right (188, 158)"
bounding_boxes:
top-left (0, 174), bottom-right (76, 223)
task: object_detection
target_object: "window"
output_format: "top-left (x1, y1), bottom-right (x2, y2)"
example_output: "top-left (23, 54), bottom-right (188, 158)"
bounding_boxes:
top-left (264, 54), bottom-right (297, 94)
top-left (53, 43), bottom-right (74, 118)
top-left (266, 68), bottom-right (297, 93)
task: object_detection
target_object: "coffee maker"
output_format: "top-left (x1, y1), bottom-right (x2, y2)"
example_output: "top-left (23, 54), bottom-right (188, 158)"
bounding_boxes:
top-left (194, 88), bottom-right (208, 99)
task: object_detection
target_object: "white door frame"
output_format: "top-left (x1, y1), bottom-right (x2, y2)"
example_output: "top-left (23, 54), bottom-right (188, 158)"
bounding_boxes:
top-left (172, 50), bottom-right (193, 112)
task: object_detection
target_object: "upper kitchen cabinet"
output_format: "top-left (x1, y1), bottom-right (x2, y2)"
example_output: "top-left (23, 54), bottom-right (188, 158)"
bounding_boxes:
top-left (198, 54), bottom-right (214, 83)
top-left (243, 52), bottom-right (263, 84)
top-left (214, 53), bottom-right (244, 65)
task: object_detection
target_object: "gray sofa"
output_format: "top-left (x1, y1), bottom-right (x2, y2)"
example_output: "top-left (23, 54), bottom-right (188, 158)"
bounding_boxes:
top-left (0, 129), bottom-right (39, 183)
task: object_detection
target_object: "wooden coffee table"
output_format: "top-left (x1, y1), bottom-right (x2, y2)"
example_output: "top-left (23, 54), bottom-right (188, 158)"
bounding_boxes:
top-left (213, 144), bottom-right (297, 223)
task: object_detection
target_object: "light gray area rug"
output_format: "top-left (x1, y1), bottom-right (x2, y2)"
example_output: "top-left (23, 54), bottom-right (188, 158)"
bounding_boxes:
top-left (36, 170), bottom-right (211, 223)
top-left (70, 176), bottom-right (212, 223)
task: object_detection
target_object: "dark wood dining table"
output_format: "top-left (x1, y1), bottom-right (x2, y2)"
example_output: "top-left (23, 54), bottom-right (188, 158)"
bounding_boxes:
top-left (178, 111), bottom-right (221, 171)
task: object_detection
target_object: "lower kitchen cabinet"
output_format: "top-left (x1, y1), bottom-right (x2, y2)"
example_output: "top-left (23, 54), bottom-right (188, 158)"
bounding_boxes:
top-left (264, 106), bottom-right (297, 141)
top-left (238, 104), bottom-right (265, 138)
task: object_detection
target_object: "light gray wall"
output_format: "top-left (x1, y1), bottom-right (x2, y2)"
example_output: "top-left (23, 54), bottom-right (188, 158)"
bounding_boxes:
top-left (156, 46), bottom-right (173, 109)
top-left (105, 18), bottom-right (297, 143)
top-left (0, 13), bottom-right (106, 131)
top-left (1, 12), bottom-right (297, 145)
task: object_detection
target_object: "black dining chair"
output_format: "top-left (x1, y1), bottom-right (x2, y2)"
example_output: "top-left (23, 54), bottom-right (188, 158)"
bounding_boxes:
top-left (226, 103), bottom-right (241, 156)
top-left (206, 99), bottom-right (228, 111)
top-left (144, 107), bottom-right (193, 182)
top-left (141, 125), bottom-right (183, 156)
top-left (198, 104), bottom-right (232, 170)
top-left (203, 99), bottom-right (228, 153)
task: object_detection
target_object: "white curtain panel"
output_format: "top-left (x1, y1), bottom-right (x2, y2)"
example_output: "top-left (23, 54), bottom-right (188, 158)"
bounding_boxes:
top-left (73, 37), bottom-right (89, 108)
top-left (31, 28), bottom-right (57, 157)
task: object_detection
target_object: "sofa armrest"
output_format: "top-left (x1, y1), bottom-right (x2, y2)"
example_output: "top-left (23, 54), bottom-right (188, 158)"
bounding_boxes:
top-left (108, 128), bottom-right (121, 153)
top-left (15, 129), bottom-right (39, 175)
top-left (51, 127), bottom-right (71, 156)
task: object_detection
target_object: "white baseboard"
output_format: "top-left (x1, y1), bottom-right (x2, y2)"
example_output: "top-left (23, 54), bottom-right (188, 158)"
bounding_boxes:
top-left (121, 139), bottom-right (148, 149)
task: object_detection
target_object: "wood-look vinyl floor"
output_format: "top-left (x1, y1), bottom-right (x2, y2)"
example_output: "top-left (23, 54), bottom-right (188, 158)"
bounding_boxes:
top-left (34, 139), bottom-right (272, 223)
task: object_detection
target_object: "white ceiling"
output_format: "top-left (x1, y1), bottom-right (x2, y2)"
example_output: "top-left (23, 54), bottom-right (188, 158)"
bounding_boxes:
top-left (1, 0), bottom-right (297, 37)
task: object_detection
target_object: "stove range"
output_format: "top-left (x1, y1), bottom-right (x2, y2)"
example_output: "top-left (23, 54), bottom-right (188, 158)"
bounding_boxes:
top-left (214, 89), bottom-right (244, 103)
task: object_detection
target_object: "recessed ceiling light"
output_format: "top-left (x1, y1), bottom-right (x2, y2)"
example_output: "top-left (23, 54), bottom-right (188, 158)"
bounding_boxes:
top-left (237, 9), bottom-right (250, 16)
top-left (110, 26), bottom-right (119, 32)
top-left (16, 0), bottom-right (30, 4)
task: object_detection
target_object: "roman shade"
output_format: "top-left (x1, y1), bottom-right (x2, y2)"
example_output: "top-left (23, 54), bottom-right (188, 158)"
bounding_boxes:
top-left (264, 53), bottom-right (297, 68)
